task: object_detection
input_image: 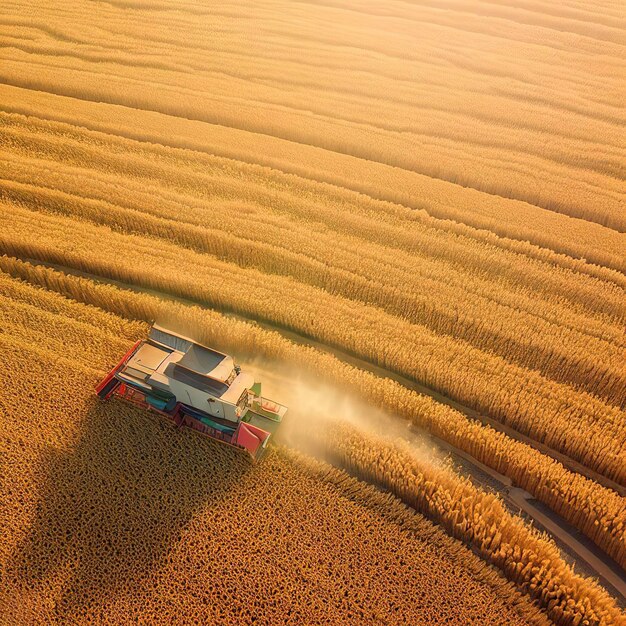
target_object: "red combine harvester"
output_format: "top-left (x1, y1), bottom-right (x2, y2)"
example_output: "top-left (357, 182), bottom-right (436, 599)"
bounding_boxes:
top-left (96, 324), bottom-right (286, 461)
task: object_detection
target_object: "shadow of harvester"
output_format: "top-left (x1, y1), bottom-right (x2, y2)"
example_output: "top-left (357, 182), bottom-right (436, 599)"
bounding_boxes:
top-left (8, 395), bottom-right (251, 620)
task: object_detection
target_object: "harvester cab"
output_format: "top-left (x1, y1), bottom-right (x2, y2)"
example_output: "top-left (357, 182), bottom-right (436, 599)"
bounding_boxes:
top-left (95, 324), bottom-right (287, 461)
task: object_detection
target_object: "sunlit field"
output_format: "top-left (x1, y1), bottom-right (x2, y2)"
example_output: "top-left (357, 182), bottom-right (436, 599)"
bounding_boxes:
top-left (0, 1), bottom-right (624, 624)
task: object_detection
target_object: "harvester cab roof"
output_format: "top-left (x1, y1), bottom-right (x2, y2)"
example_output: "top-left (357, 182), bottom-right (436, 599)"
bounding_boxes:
top-left (96, 324), bottom-right (287, 461)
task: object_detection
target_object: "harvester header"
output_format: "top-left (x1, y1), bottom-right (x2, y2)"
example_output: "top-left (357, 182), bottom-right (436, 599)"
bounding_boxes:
top-left (96, 324), bottom-right (286, 461)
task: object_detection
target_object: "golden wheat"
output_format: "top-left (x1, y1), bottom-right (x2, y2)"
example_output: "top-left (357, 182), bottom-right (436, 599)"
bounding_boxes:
top-left (0, 273), bottom-right (548, 626)
top-left (1, 112), bottom-right (623, 321)
top-left (2, 0), bottom-right (624, 620)
top-left (1, 1), bottom-right (623, 231)
top-left (2, 206), bottom-right (623, 486)
top-left (3, 86), bottom-right (624, 286)
top-left (301, 418), bottom-right (623, 626)
top-left (1, 145), bottom-right (624, 407)
top-left (1, 103), bottom-right (623, 293)
top-left (2, 259), bottom-right (623, 573)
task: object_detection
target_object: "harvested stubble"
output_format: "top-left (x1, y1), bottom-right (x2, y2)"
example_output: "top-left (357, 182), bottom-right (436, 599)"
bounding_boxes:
top-left (2, 206), bottom-right (624, 488)
top-left (0, 273), bottom-right (547, 626)
top-left (2, 259), bottom-right (624, 576)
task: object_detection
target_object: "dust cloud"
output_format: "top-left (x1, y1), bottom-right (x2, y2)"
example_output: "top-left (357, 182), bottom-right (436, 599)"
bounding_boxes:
top-left (243, 354), bottom-right (442, 467)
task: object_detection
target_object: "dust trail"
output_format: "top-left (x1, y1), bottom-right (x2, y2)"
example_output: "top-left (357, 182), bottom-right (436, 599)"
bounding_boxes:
top-left (242, 354), bottom-right (443, 468)
top-left (146, 318), bottom-right (444, 469)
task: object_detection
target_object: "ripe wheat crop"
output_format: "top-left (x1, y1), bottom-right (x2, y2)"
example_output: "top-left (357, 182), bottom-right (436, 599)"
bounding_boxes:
top-left (2, 206), bottom-right (624, 487)
top-left (1, 1), bottom-right (624, 231)
top-left (1, 144), bottom-right (624, 406)
top-left (2, 0), bottom-right (625, 621)
top-left (302, 418), bottom-right (623, 626)
top-left (0, 270), bottom-right (550, 626)
top-left (3, 258), bottom-right (624, 573)
top-left (3, 87), bottom-right (624, 282)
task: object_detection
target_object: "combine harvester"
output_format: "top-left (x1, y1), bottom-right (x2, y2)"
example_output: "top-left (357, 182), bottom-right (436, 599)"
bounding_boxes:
top-left (96, 324), bottom-right (286, 461)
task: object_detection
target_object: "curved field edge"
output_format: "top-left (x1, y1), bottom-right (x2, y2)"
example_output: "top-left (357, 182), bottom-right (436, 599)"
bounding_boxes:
top-left (8, 254), bottom-right (626, 497)
top-left (1, 259), bottom-right (624, 577)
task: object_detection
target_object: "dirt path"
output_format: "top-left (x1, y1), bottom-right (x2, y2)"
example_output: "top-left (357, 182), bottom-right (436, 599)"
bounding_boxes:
top-left (427, 432), bottom-right (625, 605)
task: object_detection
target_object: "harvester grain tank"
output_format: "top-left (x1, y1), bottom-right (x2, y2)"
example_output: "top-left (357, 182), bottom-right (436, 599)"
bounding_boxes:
top-left (96, 324), bottom-right (286, 461)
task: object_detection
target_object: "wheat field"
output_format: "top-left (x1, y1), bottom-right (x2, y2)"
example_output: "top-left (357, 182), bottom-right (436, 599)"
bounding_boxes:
top-left (1, 271), bottom-right (555, 625)
top-left (1, 0), bottom-right (624, 624)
